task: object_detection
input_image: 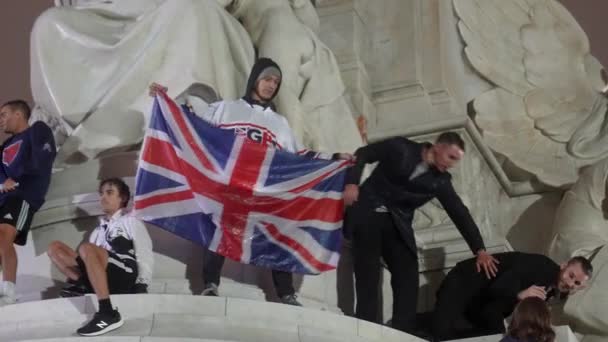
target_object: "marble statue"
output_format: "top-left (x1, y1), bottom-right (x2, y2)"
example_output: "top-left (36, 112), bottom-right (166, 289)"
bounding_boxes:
top-left (31, 0), bottom-right (255, 164)
top-left (546, 158), bottom-right (608, 339)
top-left (452, 2), bottom-right (608, 334)
top-left (227, 0), bottom-right (363, 153)
top-left (453, 0), bottom-right (608, 188)
top-left (548, 158), bottom-right (608, 262)
top-left (562, 245), bottom-right (608, 342)
top-left (31, 0), bottom-right (362, 165)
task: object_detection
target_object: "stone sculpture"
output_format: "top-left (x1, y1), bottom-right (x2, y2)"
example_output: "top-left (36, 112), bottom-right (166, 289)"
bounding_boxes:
top-left (31, 0), bottom-right (255, 163)
top-left (547, 157), bottom-right (608, 339)
top-left (453, 0), bottom-right (608, 188)
top-left (31, 0), bottom-right (362, 165)
top-left (227, 0), bottom-right (363, 152)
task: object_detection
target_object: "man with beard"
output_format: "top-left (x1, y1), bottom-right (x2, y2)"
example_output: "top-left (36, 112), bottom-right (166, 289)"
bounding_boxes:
top-left (432, 252), bottom-right (592, 340)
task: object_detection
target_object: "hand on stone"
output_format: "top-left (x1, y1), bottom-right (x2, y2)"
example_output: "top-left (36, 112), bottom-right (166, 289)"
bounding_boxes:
top-left (475, 250), bottom-right (499, 279)
top-left (0, 178), bottom-right (18, 193)
top-left (517, 285), bottom-right (547, 301)
top-left (149, 82), bottom-right (168, 97)
top-left (343, 184), bottom-right (359, 206)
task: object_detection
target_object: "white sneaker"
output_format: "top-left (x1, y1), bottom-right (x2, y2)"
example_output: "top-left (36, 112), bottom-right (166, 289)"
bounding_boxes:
top-left (0, 281), bottom-right (16, 306)
top-left (0, 295), bottom-right (16, 306)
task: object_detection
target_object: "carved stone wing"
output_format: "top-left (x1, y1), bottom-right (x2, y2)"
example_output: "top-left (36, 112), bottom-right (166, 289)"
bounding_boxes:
top-left (454, 0), bottom-right (607, 187)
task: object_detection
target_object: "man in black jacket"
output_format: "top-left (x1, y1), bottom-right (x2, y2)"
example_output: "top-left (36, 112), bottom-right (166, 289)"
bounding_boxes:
top-left (343, 132), bottom-right (498, 334)
top-left (431, 252), bottom-right (592, 340)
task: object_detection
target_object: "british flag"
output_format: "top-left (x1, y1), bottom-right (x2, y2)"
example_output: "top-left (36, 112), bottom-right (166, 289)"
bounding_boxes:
top-left (134, 93), bottom-right (349, 274)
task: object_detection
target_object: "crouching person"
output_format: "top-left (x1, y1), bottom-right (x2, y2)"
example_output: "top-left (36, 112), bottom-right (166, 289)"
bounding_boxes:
top-left (47, 178), bottom-right (154, 336)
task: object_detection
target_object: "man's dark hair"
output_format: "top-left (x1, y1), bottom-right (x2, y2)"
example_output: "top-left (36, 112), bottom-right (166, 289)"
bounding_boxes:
top-left (435, 131), bottom-right (465, 152)
top-left (99, 177), bottom-right (131, 208)
top-left (1, 100), bottom-right (31, 121)
top-left (568, 256), bottom-right (593, 278)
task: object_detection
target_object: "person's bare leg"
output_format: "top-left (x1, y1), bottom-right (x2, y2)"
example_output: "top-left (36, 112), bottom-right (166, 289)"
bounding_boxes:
top-left (78, 243), bottom-right (109, 300)
top-left (0, 224), bottom-right (17, 283)
top-left (0, 224), bottom-right (18, 303)
top-left (47, 241), bottom-right (80, 280)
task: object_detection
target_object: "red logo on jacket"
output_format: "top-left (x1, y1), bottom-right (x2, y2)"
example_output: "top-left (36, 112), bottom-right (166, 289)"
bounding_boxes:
top-left (3, 140), bottom-right (22, 166)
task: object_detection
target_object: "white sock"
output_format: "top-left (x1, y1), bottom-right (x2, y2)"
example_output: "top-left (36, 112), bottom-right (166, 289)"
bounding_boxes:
top-left (2, 281), bottom-right (15, 298)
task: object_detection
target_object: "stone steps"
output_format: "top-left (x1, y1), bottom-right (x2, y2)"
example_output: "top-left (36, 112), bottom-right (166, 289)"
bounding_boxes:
top-left (17, 338), bottom-right (235, 342)
top-left (14, 335), bottom-right (237, 342)
top-left (14, 277), bottom-right (341, 315)
top-left (0, 294), bottom-right (423, 342)
top-left (148, 278), bottom-right (267, 301)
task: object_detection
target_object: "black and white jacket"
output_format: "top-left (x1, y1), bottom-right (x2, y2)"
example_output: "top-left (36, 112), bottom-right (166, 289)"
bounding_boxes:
top-left (89, 210), bottom-right (154, 285)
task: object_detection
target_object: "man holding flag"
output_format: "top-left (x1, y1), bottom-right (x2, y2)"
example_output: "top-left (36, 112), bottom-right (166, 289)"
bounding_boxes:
top-left (145, 57), bottom-right (351, 306)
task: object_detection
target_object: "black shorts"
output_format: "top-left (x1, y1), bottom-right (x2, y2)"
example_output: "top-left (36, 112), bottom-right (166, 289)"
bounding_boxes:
top-left (76, 251), bottom-right (138, 294)
top-left (0, 196), bottom-right (35, 246)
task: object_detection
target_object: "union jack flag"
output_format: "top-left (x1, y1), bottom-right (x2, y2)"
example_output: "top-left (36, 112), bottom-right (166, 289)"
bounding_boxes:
top-left (134, 93), bottom-right (349, 274)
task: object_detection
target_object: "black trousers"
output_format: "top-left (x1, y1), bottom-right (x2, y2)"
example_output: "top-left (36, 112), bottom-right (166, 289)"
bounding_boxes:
top-left (203, 250), bottom-right (295, 298)
top-left (432, 263), bottom-right (509, 340)
top-left (351, 207), bottom-right (419, 333)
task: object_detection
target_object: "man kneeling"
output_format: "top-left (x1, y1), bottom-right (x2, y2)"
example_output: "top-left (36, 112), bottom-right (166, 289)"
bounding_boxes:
top-left (47, 178), bottom-right (153, 336)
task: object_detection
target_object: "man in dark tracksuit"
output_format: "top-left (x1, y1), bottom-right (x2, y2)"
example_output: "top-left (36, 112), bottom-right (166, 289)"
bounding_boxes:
top-left (432, 252), bottom-right (592, 340)
top-left (343, 132), bottom-right (498, 334)
top-left (0, 100), bottom-right (56, 306)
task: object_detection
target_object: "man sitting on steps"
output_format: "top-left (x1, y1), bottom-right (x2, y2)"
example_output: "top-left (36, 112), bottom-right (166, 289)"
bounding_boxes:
top-left (47, 178), bottom-right (153, 336)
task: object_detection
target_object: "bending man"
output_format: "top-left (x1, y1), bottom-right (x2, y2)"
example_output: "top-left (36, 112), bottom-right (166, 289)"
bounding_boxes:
top-left (343, 132), bottom-right (498, 333)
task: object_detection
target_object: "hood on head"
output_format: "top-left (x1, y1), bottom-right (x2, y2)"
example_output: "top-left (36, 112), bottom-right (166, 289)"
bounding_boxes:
top-left (244, 57), bottom-right (282, 104)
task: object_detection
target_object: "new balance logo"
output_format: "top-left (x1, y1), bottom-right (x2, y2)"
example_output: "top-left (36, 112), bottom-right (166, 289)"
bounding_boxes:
top-left (96, 321), bottom-right (108, 329)
top-left (3, 213), bottom-right (12, 220)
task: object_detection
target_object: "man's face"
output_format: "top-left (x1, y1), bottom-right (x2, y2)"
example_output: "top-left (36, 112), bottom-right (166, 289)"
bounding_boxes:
top-left (0, 106), bottom-right (19, 134)
top-left (557, 262), bottom-right (589, 294)
top-left (255, 75), bottom-right (280, 102)
top-left (99, 183), bottom-right (123, 215)
top-left (432, 143), bottom-right (464, 172)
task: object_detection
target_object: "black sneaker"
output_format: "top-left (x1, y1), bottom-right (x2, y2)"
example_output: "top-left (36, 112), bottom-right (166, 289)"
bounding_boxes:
top-left (60, 284), bottom-right (89, 298)
top-left (201, 282), bottom-right (219, 296)
top-left (132, 283), bottom-right (148, 294)
top-left (280, 294), bottom-right (302, 306)
top-left (77, 310), bottom-right (124, 336)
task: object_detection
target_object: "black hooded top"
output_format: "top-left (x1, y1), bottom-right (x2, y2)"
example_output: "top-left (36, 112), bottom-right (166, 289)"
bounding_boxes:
top-left (242, 57), bottom-right (282, 109)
